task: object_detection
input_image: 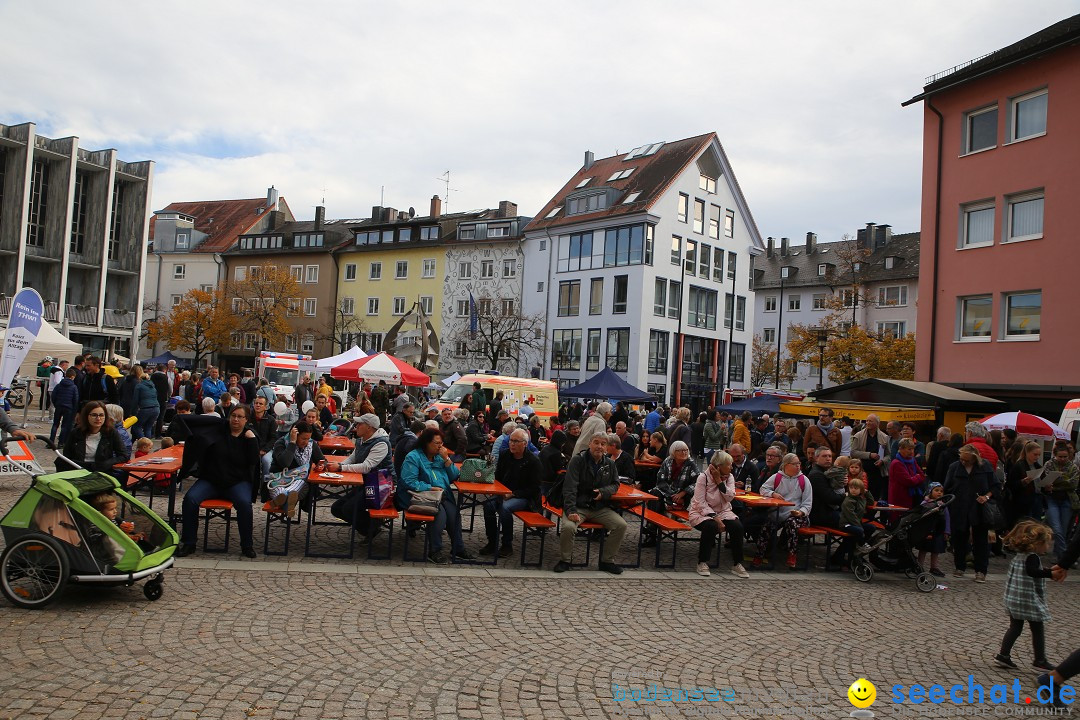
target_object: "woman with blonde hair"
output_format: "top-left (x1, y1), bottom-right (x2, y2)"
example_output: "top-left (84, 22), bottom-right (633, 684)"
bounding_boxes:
top-left (944, 444), bottom-right (998, 582)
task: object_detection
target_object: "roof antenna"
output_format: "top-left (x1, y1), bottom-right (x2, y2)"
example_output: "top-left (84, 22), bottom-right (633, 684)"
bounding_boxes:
top-left (436, 171), bottom-right (459, 212)
top-left (321, 185), bottom-right (327, 205)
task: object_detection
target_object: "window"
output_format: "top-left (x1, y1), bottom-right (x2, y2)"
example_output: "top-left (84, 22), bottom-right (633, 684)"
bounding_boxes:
top-left (537, 281), bottom-right (544, 292)
top-left (1004, 291), bottom-right (1041, 338)
top-left (959, 295), bottom-right (992, 339)
top-left (606, 328), bottom-right (630, 372)
top-left (586, 329), bottom-right (601, 372)
top-left (607, 168), bottom-right (634, 181)
top-left (393, 297), bottom-right (406, 315)
top-left (399, 228), bottom-right (411, 242)
top-left (284, 334), bottom-right (297, 352)
top-left (813, 293), bottom-right (827, 310)
top-left (396, 260), bottom-right (408, 279)
top-left (234, 266), bottom-right (246, 282)
top-left (369, 262), bottom-right (382, 280)
top-left (249, 266), bottom-right (262, 280)
top-left (557, 281), bottom-right (580, 316)
top-left (962, 202), bottom-right (995, 247)
top-left (545, 207), bottom-right (562, 220)
top-left (305, 265), bottom-right (319, 283)
top-left (622, 192), bottom-right (640, 204)
top-left (1006, 193), bottom-right (1044, 242)
top-left (708, 204), bottom-right (721, 239)
top-left (817, 264), bottom-right (828, 277)
top-left (200, 284), bottom-right (213, 293)
top-left (500, 299), bottom-right (514, 316)
top-left (788, 295), bottom-right (801, 311)
top-left (304, 298), bottom-right (316, 316)
top-left (727, 253), bottom-right (736, 280)
top-left (648, 331), bottom-right (669, 374)
top-left (878, 285), bottom-right (908, 307)
top-left (285, 298), bottom-right (298, 317)
top-left (653, 279), bottom-right (667, 317)
top-left (69, 170), bottom-right (88, 254)
top-left (645, 224), bottom-right (654, 266)
top-left (693, 199), bottom-right (705, 234)
top-left (420, 296), bottom-right (434, 316)
top-left (459, 227), bottom-right (476, 240)
top-left (728, 342), bottom-right (745, 383)
top-left (724, 293), bottom-right (733, 329)
top-left (290, 265), bottom-right (303, 282)
top-left (1010, 89), bottom-right (1048, 142)
top-left (419, 226), bottom-right (439, 241)
top-left (884, 257), bottom-right (896, 270)
top-left (576, 177), bottom-right (593, 189)
top-left (785, 359), bottom-right (798, 376)
top-left (685, 240), bottom-right (697, 275)
top-left (602, 224), bottom-right (646, 267)
top-left (502, 258), bottom-right (517, 277)
top-left (557, 231), bottom-right (597, 272)
top-left (478, 298), bottom-right (492, 316)
top-left (724, 209), bottom-right (735, 238)
top-left (713, 248), bottom-right (723, 282)
top-left (699, 244), bottom-right (711, 278)
top-left (422, 259), bottom-right (436, 278)
top-left (459, 261), bottom-right (472, 279)
top-left (456, 300), bottom-right (469, 317)
top-left (764, 296), bottom-right (777, 312)
top-left (173, 264), bottom-right (185, 279)
top-left (668, 281), bottom-right (681, 319)
top-left (176, 233), bottom-right (189, 249)
top-left (381, 230), bottom-right (394, 244)
top-left (245, 333), bottom-right (259, 351)
top-left (171, 294), bottom-right (182, 307)
top-left (301, 335), bottom-right (314, 353)
top-left (670, 235), bottom-right (681, 266)
top-left (341, 297), bottom-right (355, 315)
top-left (481, 260), bottom-right (494, 278)
top-left (841, 288), bottom-right (856, 308)
top-left (344, 263), bottom-right (357, 281)
top-left (964, 105), bottom-right (998, 153)
top-left (877, 321), bottom-right (906, 339)
top-left (367, 298), bottom-right (379, 315)
top-left (589, 278), bottom-right (603, 315)
top-left (763, 328), bottom-right (776, 344)
top-left (699, 175), bottom-right (716, 193)
top-left (688, 286), bottom-right (718, 330)
top-left (677, 193), bottom-right (689, 223)
top-left (566, 193), bottom-right (609, 215)
top-left (551, 329), bottom-right (581, 371)
top-left (613, 275), bottom-right (628, 314)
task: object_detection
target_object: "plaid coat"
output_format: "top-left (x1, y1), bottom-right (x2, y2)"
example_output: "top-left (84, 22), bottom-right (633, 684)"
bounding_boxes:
top-left (1004, 553), bottom-right (1050, 622)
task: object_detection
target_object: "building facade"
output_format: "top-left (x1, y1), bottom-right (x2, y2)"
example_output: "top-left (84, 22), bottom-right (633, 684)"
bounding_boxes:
top-left (0, 121), bottom-right (153, 358)
top-left (522, 133), bottom-right (764, 414)
top-left (753, 226), bottom-right (920, 390)
top-left (904, 14), bottom-right (1080, 417)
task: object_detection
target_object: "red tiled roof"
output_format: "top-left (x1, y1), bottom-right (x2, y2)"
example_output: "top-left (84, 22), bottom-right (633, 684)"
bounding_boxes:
top-left (150, 197), bottom-right (290, 253)
top-left (525, 133), bottom-right (715, 233)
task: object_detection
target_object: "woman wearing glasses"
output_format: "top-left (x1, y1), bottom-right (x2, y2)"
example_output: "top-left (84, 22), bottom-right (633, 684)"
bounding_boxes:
top-left (61, 400), bottom-right (131, 475)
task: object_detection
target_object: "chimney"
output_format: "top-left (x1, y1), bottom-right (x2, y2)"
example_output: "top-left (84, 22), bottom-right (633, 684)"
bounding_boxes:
top-left (874, 224), bottom-right (892, 249)
top-left (266, 185), bottom-right (278, 208)
top-left (584, 151), bottom-right (595, 170)
top-left (858, 222), bottom-right (876, 249)
top-left (269, 210), bottom-right (281, 231)
top-left (805, 232), bottom-right (817, 255)
top-left (383, 207), bottom-right (397, 223)
top-left (780, 237), bottom-right (789, 257)
top-left (314, 205), bottom-right (325, 230)
top-left (497, 200), bottom-right (517, 219)
top-left (429, 195), bottom-right (442, 217)
top-left (371, 205), bottom-right (383, 222)
top-left (766, 237), bottom-right (774, 259)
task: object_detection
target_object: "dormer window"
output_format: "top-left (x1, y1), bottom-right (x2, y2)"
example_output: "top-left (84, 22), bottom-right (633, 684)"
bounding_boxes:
top-left (884, 256), bottom-right (899, 270)
top-left (488, 225), bottom-right (510, 238)
top-left (622, 192), bottom-right (640, 204)
top-left (459, 227), bottom-right (476, 240)
top-left (817, 263), bottom-right (834, 276)
top-left (546, 206), bottom-right (562, 219)
top-left (575, 177), bottom-right (592, 189)
top-left (176, 233), bottom-right (189, 249)
top-left (780, 266), bottom-right (795, 279)
top-left (567, 193), bottom-right (609, 216)
top-left (853, 262), bottom-right (862, 272)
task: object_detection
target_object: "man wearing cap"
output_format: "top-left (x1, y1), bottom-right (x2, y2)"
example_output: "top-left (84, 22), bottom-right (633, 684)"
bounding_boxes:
top-left (327, 413), bottom-right (394, 533)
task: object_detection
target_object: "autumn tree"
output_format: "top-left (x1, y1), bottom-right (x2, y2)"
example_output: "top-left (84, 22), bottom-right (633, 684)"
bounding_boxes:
top-left (750, 334), bottom-right (798, 388)
top-left (448, 303), bottom-right (546, 373)
top-left (785, 309), bottom-right (916, 385)
top-left (310, 298), bottom-right (369, 353)
top-left (145, 289), bottom-right (238, 369)
top-left (225, 263), bottom-right (303, 351)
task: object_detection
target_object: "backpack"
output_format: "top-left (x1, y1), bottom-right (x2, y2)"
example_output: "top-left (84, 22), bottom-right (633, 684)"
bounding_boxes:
top-left (768, 471), bottom-right (805, 492)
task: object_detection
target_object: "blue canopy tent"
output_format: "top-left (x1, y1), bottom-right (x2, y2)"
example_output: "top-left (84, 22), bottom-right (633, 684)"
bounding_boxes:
top-left (714, 394), bottom-right (783, 416)
top-left (143, 350), bottom-right (192, 369)
top-left (559, 367), bottom-right (654, 403)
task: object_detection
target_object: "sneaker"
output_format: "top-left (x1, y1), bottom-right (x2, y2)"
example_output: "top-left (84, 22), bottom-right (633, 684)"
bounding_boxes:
top-left (696, 562), bottom-right (711, 577)
top-left (786, 552), bottom-right (798, 569)
top-left (498, 545), bottom-right (514, 558)
top-left (428, 550), bottom-right (450, 565)
top-left (453, 548), bottom-right (477, 561)
top-left (952, 569), bottom-right (965, 578)
top-left (598, 561), bottom-right (623, 575)
top-left (974, 572), bottom-right (986, 583)
top-left (930, 568), bottom-right (945, 578)
top-left (994, 654), bottom-right (1018, 669)
top-left (732, 563), bottom-right (750, 579)
top-left (1036, 674), bottom-right (1067, 709)
top-left (1033, 659), bottom-right (1054, 671)
top-left (552, 560), bottom-right (570, 573)
top-left (478, 542), bottom-right (496, 556)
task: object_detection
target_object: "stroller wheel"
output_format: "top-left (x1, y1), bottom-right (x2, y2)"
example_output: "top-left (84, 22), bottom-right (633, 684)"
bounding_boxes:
top-left (853, 562), bottom-right (874, 583)
top-left (916, 572), bottom-right (936, 593)
top-left (1, 534), bottom-right (69, 609)
top-left (143, 577), bottom-right (164, 601)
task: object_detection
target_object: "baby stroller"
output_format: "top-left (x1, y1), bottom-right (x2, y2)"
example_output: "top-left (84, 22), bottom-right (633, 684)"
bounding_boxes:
top-left (851, 494), bottom-right (954, 593)
top-left (0, 433), bottom-right (178, 609)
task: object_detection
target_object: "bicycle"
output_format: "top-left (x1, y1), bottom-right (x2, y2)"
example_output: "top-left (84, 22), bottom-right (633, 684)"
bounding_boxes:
top-left (3, 384), bottom-right (32, 410)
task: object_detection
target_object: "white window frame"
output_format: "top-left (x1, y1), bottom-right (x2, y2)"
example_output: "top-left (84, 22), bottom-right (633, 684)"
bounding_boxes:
top-left (459, 262), bottom-right (472, 279)
top-left (171, 294), bottom-right (182, 307)
top-left (285, 334), bottom-right (298, 352)
top-left (233, 266), bottom-right (246, 282)
top-left (305, 265), bottom-right (319, 283)
top-left (341, 297), bottom-right (355, 316)
top-left (957, 295), bottom-right (992, 342)
top-left (1004, 191), bottom-right (1044, 243)
top-left (1002, 291), bottom-right (1041, 341)
top-left (963, 105), bottom-right (998, 154)
top-left (481, 260), bottom-right (494, 279)
top-left (173, 264), bottom-right (186, 280)
top-left (422, 259), bottom-right (436, 278)
top-left (367, 297), bottom-right (379, 315)
top-left (456, 300), bottom-right (469, 317)
top-left (502, 259), bottom-right (517, 278)
top-left (303, 298), bottom-right (317, 316)
top-left (878, 285), bottom-right (908, 307)
top-left (876, 321), bottom-right (906, 339)
top-left (420, 296), bottom-right (433, 316)
top-left (287, 298), bottom-right (300, 317)
top-left (884, 256), bottom-right (895, 270)
top-left (369, 262), bottom-right (382, 280)
top-left (764, 296), bottom-right (777, 313)
top-left (395, 260), bottom-right (408, 279)
top-left (393, 297), bottom-right (406, 315)
top-left (763, 328), bottom-right (776, 344)
top-left (788, 295), bottom-right (801, 312)
top-left (175, 233), bottom-right (189, 249)
top-left (812, 293), bottom-right (827, 311)
top-left (301, 334), bottom-right (315, 353)
top-left (344, 263), bottom-right (357, 281)
top-left (960, 201), bottom-right (995, 249)
top-left (244, 332), bottom-right (259, 351)
top-left (1008, 88), bottom-right (1048, 143)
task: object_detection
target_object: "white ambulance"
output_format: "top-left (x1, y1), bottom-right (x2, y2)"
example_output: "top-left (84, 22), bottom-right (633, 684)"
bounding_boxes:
top-left (255, 351), bottom-right (311, 402)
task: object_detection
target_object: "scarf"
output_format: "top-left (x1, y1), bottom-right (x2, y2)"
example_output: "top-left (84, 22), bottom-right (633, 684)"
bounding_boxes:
top-left (897, 454), bottom-right (920, 475)
top-left (817, 421), bottom-right (835, 433)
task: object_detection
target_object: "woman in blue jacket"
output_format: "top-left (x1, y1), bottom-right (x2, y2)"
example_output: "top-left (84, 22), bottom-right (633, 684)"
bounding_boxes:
top-left (132, 366), bottom-right (160, 441)
top-left (399, 427), bottom-right (475, 564)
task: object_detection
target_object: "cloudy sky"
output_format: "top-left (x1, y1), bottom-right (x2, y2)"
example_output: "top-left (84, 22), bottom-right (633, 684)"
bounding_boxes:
top-left (2, 1), bottom-right (1076, 242)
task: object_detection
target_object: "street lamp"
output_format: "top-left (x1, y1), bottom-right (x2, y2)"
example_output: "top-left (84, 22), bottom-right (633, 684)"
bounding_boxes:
top-left (553, 349), bottom-right (564, 388)
top-left (814, 326), bottom-right (828, 391)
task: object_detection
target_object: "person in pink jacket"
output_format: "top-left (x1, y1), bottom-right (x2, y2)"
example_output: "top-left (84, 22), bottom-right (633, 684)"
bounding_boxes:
top-left (689, 451), bottom-right (750, 579)
top-left (888, 438), bottom-right (927, 510)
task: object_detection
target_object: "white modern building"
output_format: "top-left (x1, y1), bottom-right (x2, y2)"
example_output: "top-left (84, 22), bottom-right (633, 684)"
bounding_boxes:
top-left (752, 224), bottom-right (920, 390)
top-left (522, 133), bottom-right (764, 414)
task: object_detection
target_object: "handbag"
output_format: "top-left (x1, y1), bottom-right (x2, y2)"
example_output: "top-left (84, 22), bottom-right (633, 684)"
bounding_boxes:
top-left (407, 488), bottom-right (443, 516)
top-left (363, 468), bottom-right (394, 509)
top-left (459, 458), bottom-right (494, 484)
top-left (979, 497), bottom-right (1005, 529)
top-left (267, 467), bottom-right (307, 497)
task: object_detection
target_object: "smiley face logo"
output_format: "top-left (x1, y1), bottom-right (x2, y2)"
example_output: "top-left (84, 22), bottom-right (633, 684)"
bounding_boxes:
top-left (848, 678), bottom-right (876, 708)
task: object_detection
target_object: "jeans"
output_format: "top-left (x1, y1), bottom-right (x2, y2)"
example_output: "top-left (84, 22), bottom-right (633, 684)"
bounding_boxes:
top-left (181, 478), bottom-right (255, 549)
top-left (558, 506), bottom-right (627, 564)
top-left (483, 496), bottom-right (530, 546)
top-left (1045, 497), bottom-right (1072, 557)
top-left (430, 496), bottom-right (465, 554)
top-left (1000, 616), bottom-right (1047, 662)
top-left (1058, 647), bottom-right (1080, 681)
top-left (694, 517), bottom-right (744, 565)
top-left (50, 405), bottom-right (76, 446)
top-left (951, 521), bottom-right (989, 573)
top-left (133, 407), bottom-right (159, 442)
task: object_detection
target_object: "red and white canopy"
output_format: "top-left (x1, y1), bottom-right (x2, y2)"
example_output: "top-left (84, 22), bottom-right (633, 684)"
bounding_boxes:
top-left (329, 351), bottom-right (430, 387)
top-left (977, 411), bottom-right (1069, 440)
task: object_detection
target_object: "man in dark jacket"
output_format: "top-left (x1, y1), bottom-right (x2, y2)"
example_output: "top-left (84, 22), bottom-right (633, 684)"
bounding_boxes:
top-left (151, 364), bottom-right (172, 437)
top-left (394, 420), bottom-right (427, 479)
top-left (47, 368), bottom-right (80, 448)
top-left (807, 447), bottom-right (843, 528)
top-left (293, 375), bottom-right (313, 409)
top-left (729, 444), bottom-right (761, 492)
top-left (554, 434), bottom-right (627, 575)
top-left (80, 356), bottom-right (118, 407)
top-left (387, 403), bottom-right (414, 447)
top-left (438, 407), bottom-right (467, 460)
top-left (250, 395), bottom-right (278, 482)
top-left (469, 381), bottom-right (487, 417)
top-left (481, 428), bottom-right (543, 558)
top-left (117, 370), bottom-right (139, 417)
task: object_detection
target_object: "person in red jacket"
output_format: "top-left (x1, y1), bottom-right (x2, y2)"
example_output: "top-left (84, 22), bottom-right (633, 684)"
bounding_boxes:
top-left (888, 438), bottom-right (927, 509)
top-left (965, 421), bottom-right (1000, 467)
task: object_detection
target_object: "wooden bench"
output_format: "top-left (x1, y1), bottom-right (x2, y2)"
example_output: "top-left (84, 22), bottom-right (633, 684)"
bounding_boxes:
top-left (261, 501), bottom-right (300, 557)
top-left (366, 507), bottom-right (398, 560)
top-left (541, 499), bottom-right (604, 568)
top-left (796, 525), bottom-right (851, 570)
top-left (630, 506), bottom-right (692, 569)
top-left (402, 510), bottom-right (436, 563)
top-left (513, 510), bottom-right (556, 567)
top-left (666, 506), bottom-right (690, 523)
top-left (200, 499), bottom-right (234, 554)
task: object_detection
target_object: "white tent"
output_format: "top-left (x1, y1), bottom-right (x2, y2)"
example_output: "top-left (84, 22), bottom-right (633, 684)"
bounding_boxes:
top-left (0, 321), bottom-right (81, 379)
top-left (298, 346), bottom-right (367, 377)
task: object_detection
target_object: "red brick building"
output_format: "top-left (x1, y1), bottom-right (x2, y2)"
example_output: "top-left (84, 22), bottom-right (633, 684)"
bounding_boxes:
top-left (904, 14), bottom-right (1080, 417)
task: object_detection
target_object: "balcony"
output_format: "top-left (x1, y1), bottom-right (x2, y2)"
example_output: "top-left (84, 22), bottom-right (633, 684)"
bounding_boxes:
top-left (101, 308), bottom-right (135, 329)
top-left (0, 298), bottom-right (58, 322)
top-left (65, 305), bottom-right (98, 326)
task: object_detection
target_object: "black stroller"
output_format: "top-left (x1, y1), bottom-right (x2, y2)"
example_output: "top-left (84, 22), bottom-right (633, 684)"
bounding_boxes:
top-left (852, 494), bottom-right (954, 593)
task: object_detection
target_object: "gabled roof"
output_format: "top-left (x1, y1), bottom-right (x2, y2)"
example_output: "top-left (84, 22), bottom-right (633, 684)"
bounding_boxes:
top-left (813, 378), bottom-right (1007, 412)
top-left (150, 197), bottom-right (292, 253)
top-left (754, 232), bottom-right (920, 290)
top-left (904, 13), bottom-right (1080, 105)
top-left (226, 218), bottom-right (356, 255)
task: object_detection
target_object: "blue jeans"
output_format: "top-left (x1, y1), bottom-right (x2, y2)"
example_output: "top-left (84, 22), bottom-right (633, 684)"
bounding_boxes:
top-left (1045, 497), bottom-right (1072, 556)
top-left (483, 496), bottom-right (529, 545)
top-left (430, 496), bottom-right (465, 554)
top-left (50, 405), bottom-right (76, 446)
top-left (181, 478), bottom-right (255, 549)
top-left (133, 407), bottom-right (159, 441)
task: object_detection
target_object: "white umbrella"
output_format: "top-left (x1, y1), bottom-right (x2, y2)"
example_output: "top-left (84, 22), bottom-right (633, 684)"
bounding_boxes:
top-left (978, 411), bottom-right (1069, 440)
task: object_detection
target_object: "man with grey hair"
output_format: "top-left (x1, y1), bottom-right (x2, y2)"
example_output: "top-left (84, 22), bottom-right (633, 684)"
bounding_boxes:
top-left (605, 432), bottom-right (636, 483)
top-left (851, 413), bottom-right (891, 499)
top-left (481, 428), bottom-right (543, 558)
top-left (965, 420), bottom-right (1000, 466)
top-left (201, 397), bottom-right (220, 417)
top-left (493, 420), bottom-right (538, 466)
top-left (438, 406), bottom-right (467, 460)
top-left (574, 401), bottom-right (612, 455)
top-left (554, 433), bottom-right (626, 575)
top-left (327, 413), bottom-right (393, 534)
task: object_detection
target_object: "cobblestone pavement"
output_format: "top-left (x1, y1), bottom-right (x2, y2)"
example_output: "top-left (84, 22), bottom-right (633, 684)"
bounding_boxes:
top-left (3, 422), bottom-right (1080, 718)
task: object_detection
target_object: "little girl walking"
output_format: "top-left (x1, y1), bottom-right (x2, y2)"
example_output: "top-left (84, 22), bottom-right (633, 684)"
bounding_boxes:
top-left (994, 520), bottom-right (1055, 671)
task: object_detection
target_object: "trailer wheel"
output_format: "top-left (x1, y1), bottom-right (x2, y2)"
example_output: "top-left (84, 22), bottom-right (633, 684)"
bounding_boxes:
top-left (1, 534), bottom-right (69, 609)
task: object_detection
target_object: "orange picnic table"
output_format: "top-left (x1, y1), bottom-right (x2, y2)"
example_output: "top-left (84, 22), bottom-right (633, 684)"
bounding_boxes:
top-left (115, 444), bottom-right (185, 525)
top-left (318, 435), bottom-right (355, 453)
top-left (304, 466), bottom-right (365, 559)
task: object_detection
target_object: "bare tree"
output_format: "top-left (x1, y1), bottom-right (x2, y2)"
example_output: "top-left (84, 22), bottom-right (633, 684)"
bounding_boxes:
top-left (309, 298), bottom-right (369, 353)
top-left (448, 306), bottom-right (546, 373)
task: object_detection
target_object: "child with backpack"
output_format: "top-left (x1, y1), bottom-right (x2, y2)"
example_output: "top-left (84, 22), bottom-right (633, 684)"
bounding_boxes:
top-left (994, 520), bottom-right (1055, 671)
